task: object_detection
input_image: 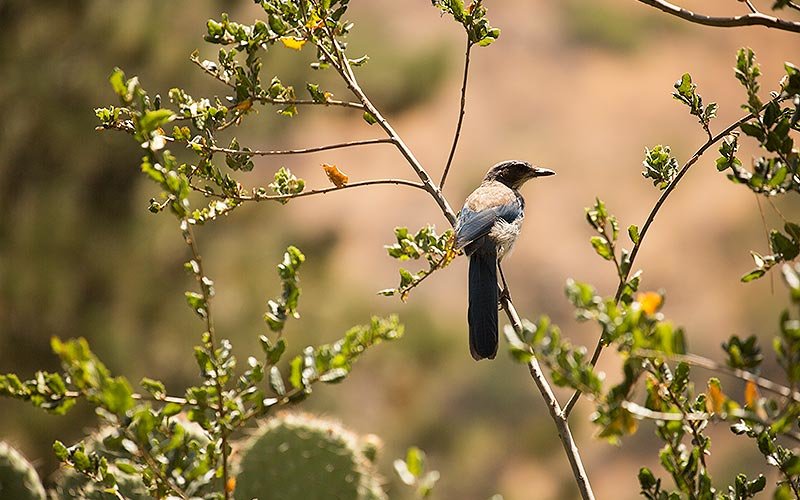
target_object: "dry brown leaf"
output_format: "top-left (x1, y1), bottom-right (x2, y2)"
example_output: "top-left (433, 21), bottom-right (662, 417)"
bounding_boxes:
top-left (323, 163), bottom-right (349, 188)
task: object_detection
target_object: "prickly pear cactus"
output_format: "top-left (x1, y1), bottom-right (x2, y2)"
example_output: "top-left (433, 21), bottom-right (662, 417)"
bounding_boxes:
top-left (0, 441), bottom-right (47, 500)
top-left (234, 412), bottom-right (386, 500)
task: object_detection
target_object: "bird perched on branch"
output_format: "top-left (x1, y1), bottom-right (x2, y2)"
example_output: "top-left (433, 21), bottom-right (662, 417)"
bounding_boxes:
top-left (455, 160), bottom-right (555, 360)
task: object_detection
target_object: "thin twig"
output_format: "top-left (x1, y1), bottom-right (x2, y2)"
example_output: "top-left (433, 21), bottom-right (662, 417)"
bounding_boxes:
top-left (563, 98), bottom-right (783, 418)
top-left (636, 0), bottom-right (800, 32)
top-left (622, 400), bottom-right (708, 421)
top-left (634, 349), bottom-right (800, 402)
top-left (191, 178), bottom-right (427, 202)
top-left (743, 0), bottom-right (759, 14)
top-left (190, 56), bottom-right (364, 110)
top-left (787, 1), bottom-right (800, 13)
top-left (754, 193), bottom-right (775, 294)
top-left (439, 39), bottom-right (472, 190)
top-left (183, 224), bottom-right (231, 500)
top-left (125, 427), bottom-right (191, 500)
top-left (204, 137), bottom-right (395, 156)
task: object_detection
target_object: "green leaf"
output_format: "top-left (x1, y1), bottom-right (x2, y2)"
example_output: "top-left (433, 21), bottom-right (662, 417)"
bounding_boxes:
top-left (628, 224), bottom-right (640, 244)
top-left (362, 111), bottom-right (377, 125)
top-left (139, 109), bottom-right (174, 136)
top-left (53, 440), bottom-right (69, 461)
top-left (741, 268), bottom-right (766, 282)
top-left (405, 446), bottom-right (425, 478)
top-left (109, 68), bottom-right (127, 98)
top-left (771, 230), bottom-right (799, 260)
top-left (590, 236), bottom-right (613, 260)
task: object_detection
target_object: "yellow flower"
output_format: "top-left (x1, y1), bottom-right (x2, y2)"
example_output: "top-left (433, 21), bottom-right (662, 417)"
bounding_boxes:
top-left (280, 37), bottom-right (306, 50)
top-left (636, 291), bottom-right (663, 315)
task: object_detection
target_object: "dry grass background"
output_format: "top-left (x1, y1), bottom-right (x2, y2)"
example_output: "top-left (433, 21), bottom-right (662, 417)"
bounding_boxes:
top-left (1, 0), bottom-right (799, 498)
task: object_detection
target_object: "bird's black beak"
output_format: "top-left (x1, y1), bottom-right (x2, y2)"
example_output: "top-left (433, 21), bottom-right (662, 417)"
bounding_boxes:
top-left (532, 167), bottom-right (556, 177)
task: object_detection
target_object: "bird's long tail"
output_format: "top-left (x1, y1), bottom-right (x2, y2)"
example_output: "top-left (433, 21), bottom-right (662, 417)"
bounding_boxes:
top-left (468, 248), bottom-right (498, 360)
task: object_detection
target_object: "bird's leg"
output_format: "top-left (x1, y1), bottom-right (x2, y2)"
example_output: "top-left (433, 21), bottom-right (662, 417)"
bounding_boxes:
top-left (498, 261), bottom-right (511, 303)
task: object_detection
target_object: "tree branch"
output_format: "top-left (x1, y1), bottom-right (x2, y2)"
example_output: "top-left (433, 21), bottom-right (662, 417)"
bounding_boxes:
top-left (181, 223), bottom-right (231, 500)
top-left (636, 0), bottom-right (800, 33)
top-left (204, 137), bottom-right (395, 156)
top-left (562, 98), bottom-right (783, 418)
top-left (501, 296), bottom-right (596, 500)
top-left (439, 39), bottom-right (472, 190)
top-left (191, 178), bottom-right (427, 202)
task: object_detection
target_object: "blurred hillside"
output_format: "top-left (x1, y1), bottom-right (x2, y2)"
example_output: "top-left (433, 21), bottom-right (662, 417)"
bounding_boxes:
top-left (1, 0), bottom-right (799, 498)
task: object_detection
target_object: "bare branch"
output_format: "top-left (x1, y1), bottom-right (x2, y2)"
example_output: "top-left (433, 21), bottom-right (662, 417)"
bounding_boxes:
top-left (622, 400), bottom-right (709, 421)
top-left (562, 96), bottom-right (785, 418)
top-left (205, 137), bottom-right (395, 156)
top-left (191, 178), bottom-right (427, 203)
top-left (637, 0), bottom-right (800, 33)
top-left (439, 39), bottom-right (473, 190)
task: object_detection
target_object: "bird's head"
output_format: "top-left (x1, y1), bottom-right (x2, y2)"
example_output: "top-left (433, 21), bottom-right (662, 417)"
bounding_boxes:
top-left (483, 160), bottom-right (555, 190)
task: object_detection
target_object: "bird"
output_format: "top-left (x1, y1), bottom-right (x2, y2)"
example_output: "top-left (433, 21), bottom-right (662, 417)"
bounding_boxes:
top-left (454, 160), bottom-right (555, 360)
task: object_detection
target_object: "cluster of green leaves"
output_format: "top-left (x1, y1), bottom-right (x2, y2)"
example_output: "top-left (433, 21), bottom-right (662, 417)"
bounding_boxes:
top-left (379, 226), bottom-right (455, 301)
top-left (642, 145), bottom-right (679, 190)
top-left (431, 0), bottom-right (500, 47)
top-left (672, 73), bottom-right (717, 137)
top-left (504, 316), bottom-right (602, 395)
top-left (585, 198), bottom-right (642, 299)
top-left (710, 50), bottom-right (800, 283)
top-left (282, 315), bottom-right (404, 401)
top-left (393, 446), bottom-right (441, 499)
top-left (0, 242), bottom-right (403, 498)
top-left (264, 246), bottom-right (305, 331)
top-left (93, 0), bottom-right (377, 224)
top-left (662, 50), bottom-right (800, 285)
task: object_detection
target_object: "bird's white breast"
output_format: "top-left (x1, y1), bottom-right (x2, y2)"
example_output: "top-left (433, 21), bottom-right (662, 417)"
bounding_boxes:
top-left (490, 215), bottom-right (523, 261)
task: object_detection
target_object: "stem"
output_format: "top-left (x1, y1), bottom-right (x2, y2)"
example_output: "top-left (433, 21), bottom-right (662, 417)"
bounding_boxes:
top-left (563, 101), bottom-right (779, 418)
top-left (191, 178), bottom-right (427, 202)
top-left (126, 428), bottom-right (190, 500)
top-left (636, 0), bottom-right (800, 33)
top-left (439, 39), bottom-right (472, 190)
top-left (204, 137), bottom-right (395, 156)
top-left (501, 296), bottom-right (595, 500)
top-left (182, 223), bottom-right (230, 500)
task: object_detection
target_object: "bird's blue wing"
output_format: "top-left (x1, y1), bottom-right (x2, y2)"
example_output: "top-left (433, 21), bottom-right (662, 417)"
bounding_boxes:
top-left (455, 198), bottom-right (522, 249)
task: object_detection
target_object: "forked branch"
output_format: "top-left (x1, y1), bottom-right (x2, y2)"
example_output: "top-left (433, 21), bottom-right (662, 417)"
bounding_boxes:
top-left (637, 0), bottom-right (800, 33)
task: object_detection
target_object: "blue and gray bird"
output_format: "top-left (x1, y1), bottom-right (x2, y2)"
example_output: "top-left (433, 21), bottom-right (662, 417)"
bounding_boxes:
top-left (455, 160), bottom-right (555, 360)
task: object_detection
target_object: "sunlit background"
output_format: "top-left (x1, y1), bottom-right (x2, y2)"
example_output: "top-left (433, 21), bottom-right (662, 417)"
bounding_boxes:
top-left (2, 1), bottom-right (799, 498)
